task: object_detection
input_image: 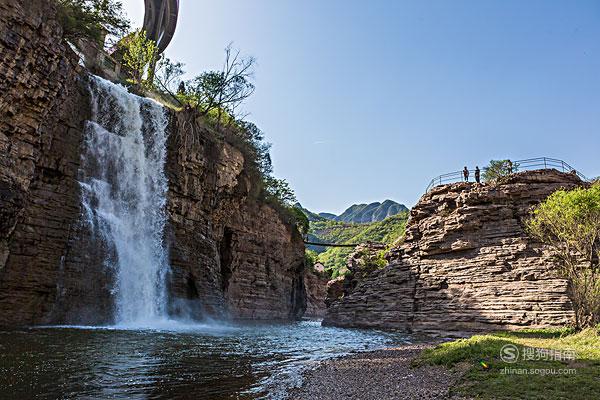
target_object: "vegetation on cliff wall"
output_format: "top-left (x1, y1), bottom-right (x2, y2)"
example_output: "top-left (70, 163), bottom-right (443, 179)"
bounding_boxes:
top-left (527, 184), bottom-right (600, 329)
top-left (149, 47), bottom-right (303, 227)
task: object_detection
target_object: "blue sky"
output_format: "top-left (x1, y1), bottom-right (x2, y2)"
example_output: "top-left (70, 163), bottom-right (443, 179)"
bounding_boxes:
top-left (122, 0), bottom-right (599, 214)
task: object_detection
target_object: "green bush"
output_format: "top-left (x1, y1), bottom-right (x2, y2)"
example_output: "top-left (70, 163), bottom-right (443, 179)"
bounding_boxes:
top-left (305, 250), bottom-right (318, 268)
top-left (120, 30), bottom-right (157, 87)
top-left (527, 185), bottom-right (600, 329)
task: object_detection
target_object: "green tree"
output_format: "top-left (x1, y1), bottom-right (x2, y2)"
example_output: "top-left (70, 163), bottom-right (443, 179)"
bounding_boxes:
top-left (526, 185), bottom-right (600, 329)
top-left (289, 207), bottom-right (309, 236)
top-left (120, 30), bottom-right (157, 88)
top-left (154, 57), bottom-right (186, 99)
top-left (483, 159), bottom-right (518, 182)
top-left (263, 176), bottom-right (297, 206)
top-left (56, 0), bottom-right (130, 45)
top-left (236, 121), bottom-right (273, 178)
top-left (305, 249), bottom-right (318, 268)
top-left (182, 45), bottom-right (255, 126)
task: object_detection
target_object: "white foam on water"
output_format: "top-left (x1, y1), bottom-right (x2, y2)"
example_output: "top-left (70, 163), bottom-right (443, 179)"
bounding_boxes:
top-left (34, 319), bottom-right (239, 335)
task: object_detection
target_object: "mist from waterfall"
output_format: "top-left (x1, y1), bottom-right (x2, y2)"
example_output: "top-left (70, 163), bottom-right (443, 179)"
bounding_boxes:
top-left (80, 75), bottom-right (170, 326)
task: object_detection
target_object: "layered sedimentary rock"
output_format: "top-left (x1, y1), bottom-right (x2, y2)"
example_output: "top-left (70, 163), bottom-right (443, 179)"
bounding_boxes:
top-left (0, 0), bottom-right (305, 326)
top-left (0, 0), bottom-right (91, 324)
top-left (165, 111), bottom-right (306, 321)
top-left (303, 269), bottom-right (328, 318)
top-left (324, 170), bottom-right (583, 334)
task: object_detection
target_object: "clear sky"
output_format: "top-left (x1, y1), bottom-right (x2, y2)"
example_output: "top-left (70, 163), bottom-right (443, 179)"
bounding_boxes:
top-left (121, 0), bottom-right (600, 214)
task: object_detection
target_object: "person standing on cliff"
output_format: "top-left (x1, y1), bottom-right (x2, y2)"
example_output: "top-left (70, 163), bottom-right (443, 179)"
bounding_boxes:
top-left (463, 166), bottom-right (469, 182)
top-left (475, 166), bottom-right (481, 183)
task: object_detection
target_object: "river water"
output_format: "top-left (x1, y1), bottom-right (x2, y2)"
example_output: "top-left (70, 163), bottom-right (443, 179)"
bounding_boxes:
top-left (0, 321), bottom-right (406, 399)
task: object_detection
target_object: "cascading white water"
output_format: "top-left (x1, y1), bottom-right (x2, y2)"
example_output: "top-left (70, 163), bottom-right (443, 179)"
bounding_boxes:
top-left (80, 76), bottom-right (170, 326)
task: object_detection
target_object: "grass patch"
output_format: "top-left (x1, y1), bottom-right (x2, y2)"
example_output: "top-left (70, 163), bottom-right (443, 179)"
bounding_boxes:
top-left (415, 327), bottom-right (600, 400)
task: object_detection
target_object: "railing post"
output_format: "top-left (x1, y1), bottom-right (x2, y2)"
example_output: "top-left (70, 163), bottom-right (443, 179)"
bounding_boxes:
top-left (544, 157), bottom-right (547, 169)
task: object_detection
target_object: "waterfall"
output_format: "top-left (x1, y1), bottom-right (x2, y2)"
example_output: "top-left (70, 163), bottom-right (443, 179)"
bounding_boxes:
top-left (80, 76), bottom-right (170, 326)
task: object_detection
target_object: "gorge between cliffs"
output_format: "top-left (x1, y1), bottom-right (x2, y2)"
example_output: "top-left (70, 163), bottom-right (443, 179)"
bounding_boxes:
top-left (1, 1), bottom-right (598, 399)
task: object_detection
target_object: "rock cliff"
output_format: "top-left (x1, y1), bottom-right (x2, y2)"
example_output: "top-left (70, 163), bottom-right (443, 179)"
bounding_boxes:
top-left (0, 0), bottom-right (306, 326)
top-left (303, 269), bottom-right (328, 318)
top-left (165, 111), bottom-right (306, 321)
top-left (0, 0), bottom-right (91, 324)
top-left (323, 170), bottom-right (584, 335)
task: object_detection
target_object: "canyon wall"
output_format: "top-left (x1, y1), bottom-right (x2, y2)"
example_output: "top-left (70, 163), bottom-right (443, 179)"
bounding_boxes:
top-left (0, 0), bottom-right (91, 324)
top-left (324, 170), bottom-right (583, 335)
top-left (303, 270), bottom-right (328, 318)
top-left (0, 0), bottom-right (306, 326)
top-left (165, 111), bottom-right (306, 321)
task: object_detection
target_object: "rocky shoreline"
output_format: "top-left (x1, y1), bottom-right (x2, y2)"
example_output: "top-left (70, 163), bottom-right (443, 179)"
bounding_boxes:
top-left (292, 343), bottom-right (469, 400)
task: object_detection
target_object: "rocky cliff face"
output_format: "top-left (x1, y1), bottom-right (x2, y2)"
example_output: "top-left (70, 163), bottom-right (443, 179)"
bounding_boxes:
top-left (0, 0), bottom-right (91, 324)
top-left (324, 170), bottom-right (583, 335)
top-left (0, 0), bottom-right (306, 326)
top-left (165, 111), bottom-right (306, 321)
top-left (303, 269), bottom-right (328, 318)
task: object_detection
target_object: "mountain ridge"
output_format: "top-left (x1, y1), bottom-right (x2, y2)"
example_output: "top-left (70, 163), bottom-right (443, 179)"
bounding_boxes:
top-left (297, 200), bottom-right (408, 224)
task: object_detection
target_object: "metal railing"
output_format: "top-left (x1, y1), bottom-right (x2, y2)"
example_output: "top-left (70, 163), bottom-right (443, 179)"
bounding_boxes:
top-left (426, 157), bottom-right (588, 193)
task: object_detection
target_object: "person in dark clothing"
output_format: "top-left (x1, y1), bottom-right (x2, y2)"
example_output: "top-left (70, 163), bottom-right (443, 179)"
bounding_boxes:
top-left (475, 166), bottom-right (481, 183)
top-left (463, 166), bottom-right (469, 182)
top-left (177, 81), bottom-right (186, 95)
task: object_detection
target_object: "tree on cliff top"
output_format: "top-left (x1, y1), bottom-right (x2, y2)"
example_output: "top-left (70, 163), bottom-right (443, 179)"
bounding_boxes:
top-left (483, 159), bottom-right (518, 182)
top-left (56, 0), bottom-right (130, 45)
top-left (120, 29), bottom-right (157, 88)
top-left (148, 45), bottom-right (303, 236)
top-left (527, 185), bottom-right (600, 329)
top-left (180, 44), bottom-right (255, 127)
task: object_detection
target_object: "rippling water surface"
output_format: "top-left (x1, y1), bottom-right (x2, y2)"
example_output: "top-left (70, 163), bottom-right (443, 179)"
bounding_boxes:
top-left (0, 320), bottom-right (407, 399)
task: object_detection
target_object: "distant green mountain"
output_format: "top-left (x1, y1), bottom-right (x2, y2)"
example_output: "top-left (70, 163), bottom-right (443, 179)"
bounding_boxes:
top-left (298, 199), bottom-right (408, 224)
top-left (318, 212), bottom-right (337, 220)
top-left (299, 200), bottom-right (410, 277)
top-left (335, 200), bottom-right (408, 223)
top-left (294, 203), bottom-right (325, 222)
